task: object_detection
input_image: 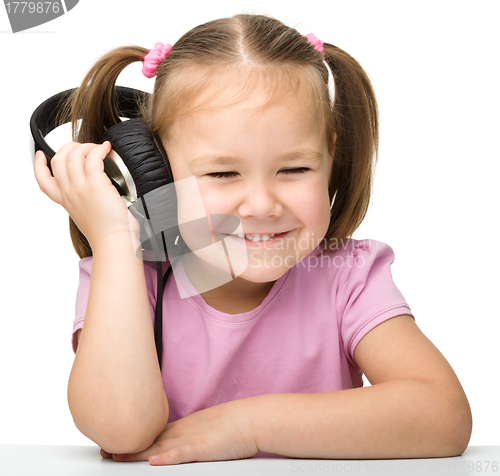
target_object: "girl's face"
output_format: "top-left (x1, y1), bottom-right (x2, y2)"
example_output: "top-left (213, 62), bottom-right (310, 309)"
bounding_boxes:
top-left (164, 86), bottom-right (333, 293)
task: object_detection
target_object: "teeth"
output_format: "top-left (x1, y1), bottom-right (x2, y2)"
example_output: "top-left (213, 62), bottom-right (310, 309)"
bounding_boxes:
top-left (231, 233), bottom-right (277, 241)
top-left (246, 233), bottom-right (276, 242)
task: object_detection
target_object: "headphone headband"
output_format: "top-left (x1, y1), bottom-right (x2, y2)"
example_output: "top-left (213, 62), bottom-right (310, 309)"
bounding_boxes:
top-left (30, 86), bottom-right (149, 161)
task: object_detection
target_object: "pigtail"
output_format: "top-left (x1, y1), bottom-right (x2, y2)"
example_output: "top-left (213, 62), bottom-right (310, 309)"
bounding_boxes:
top-left (54, 15), bottom-right (380, 259)
top-left (56, 46), bottom-right (150, 258)
top-left (322, 43), bottom-right (379, 247)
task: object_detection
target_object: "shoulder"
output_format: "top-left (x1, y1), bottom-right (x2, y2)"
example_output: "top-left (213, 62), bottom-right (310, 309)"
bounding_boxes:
top-left (290, 239), bottom-right (400, 309)
top-left (321, 239), bottom-right (415, 376)
top-left (318, 237), bottom-right (395, 260)
top-left (318, 238), bottom-right (412, 329)
top-left (309, 237), bottom-right (397, 284)
top-left (324, 237), bottom-right (403, 299)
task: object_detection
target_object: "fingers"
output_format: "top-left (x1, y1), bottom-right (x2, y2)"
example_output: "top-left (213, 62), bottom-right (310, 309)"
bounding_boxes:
top-left (111, 441), bottom-right (164, 463)
top-left (49, 141), bottom-right (83, 186)
top-left (85, 141), bottom-right (112, 180)
top-left (34, 142), bottom-right (112, 204)
top-left (148, 445), bottom-right (192, 465)
top-left (55, 142), bottom-right (107, 190)
top-left (33, 150), bottom-right (63, 204)
top-left (148, 450), bottom-right (173, 465)
top-left (111, 445), bottom-right (193, 466)
top-left (64, 143), bottom-right (92, 189)
top-left (100, 449), bottom-right (112, 459)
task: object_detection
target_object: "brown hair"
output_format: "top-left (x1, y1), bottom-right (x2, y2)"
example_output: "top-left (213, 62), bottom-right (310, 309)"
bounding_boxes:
top-left (59, 13), bottom-right (378, 259)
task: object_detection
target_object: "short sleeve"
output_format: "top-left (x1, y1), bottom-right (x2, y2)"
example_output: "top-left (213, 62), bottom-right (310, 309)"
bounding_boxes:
top-left (72, 257), bottom-right (93, 354)
top-left (336, 239), bottom-right (415, 372)
top-left (71, 257), bottom-right (160, 354)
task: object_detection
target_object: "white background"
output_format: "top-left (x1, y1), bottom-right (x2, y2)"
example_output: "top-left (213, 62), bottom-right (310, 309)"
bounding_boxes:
top-left (1, 0), bottom-right (498, 448)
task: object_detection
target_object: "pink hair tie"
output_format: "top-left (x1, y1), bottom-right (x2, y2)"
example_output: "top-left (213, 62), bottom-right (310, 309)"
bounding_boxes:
top-left (303, 33), bottom-right (325, 60)
top-left (142, 42), bottom-right (173, 78)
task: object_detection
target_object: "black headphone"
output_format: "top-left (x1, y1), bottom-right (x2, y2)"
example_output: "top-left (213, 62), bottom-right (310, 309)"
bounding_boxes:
top-left (30, 86), bottom-right (182, 371)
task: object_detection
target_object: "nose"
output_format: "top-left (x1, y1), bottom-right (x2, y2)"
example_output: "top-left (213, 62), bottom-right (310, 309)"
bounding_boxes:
top-left (237, 180), bottom-right (284, 219)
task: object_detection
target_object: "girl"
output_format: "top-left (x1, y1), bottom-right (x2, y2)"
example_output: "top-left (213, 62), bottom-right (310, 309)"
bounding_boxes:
top-left (33, 13), bottom-right (472, 465)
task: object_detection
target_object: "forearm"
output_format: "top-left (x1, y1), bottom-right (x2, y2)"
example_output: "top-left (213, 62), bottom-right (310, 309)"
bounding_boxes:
top-left (247, 379), bottom-right (470, 459)
top-left (67, 233), bottom-right (168, 454)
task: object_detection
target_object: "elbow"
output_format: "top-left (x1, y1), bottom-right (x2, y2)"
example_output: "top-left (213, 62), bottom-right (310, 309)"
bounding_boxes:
top-left (68, 391), bottom-right (170, 455)
top-left (86, 427), bottom-right (152, 456)
top-left (100, 417), bottom-right (167, 455)
top-left (67, 406), bottom-right (146, 454)
top-left (69, 407), bottom-right (169, 455)
top-left (451, 402), bottom-right (473, 456)
top-left (438, 391), bottom-right (473, 457)
top-left (109, 400), bottom-right (169, 454)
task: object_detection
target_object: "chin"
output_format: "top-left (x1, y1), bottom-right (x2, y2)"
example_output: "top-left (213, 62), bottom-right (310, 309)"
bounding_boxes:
top-left (239, 270), bottom-right (285, 284)
top-left (239, 257), bottom-right (295, 283)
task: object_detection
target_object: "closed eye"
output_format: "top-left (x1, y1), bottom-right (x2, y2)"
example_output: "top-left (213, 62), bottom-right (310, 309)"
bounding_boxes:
top-left (207, 168), bottom-right (310, 179)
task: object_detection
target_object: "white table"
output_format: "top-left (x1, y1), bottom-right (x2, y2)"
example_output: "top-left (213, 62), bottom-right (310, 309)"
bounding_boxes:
top-left (0, 445), bottom-right (498, 475)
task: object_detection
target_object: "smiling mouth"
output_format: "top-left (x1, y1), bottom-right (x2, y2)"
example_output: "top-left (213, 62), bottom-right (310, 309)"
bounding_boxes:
top-left (220, 230), bottom-right (291, 243)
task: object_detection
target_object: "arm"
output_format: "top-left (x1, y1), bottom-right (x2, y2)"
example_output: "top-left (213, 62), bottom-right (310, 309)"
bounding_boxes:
top-left (109, 314), bottom-right (472, 465)
top-left (67, 234), bottom-right (169, 455)
top-left (249, 315), bottom-right (472, 459)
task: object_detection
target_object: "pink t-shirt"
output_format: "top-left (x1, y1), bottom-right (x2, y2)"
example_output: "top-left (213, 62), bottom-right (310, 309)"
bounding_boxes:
top-left (72, 238), bottom-right (414, 457)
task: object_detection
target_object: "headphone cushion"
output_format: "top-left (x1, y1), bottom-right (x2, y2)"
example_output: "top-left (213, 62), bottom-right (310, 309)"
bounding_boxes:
top-left (102, 119), bottom-right (173, 198)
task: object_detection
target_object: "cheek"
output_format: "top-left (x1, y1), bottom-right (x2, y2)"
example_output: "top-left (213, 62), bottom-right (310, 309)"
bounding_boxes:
top-left (289, 178), bottom-right (331, 217)
top-left (175, 180), bottom-right (235, 247)
top-left (174, 177), bottom-right (208, 229)
top-left (198, 185), bottom-right (234, 214)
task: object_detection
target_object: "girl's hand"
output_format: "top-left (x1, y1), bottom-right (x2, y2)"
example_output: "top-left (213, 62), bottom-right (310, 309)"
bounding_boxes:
top-left (34, 142), bottom-right (138, 249)
top-left (106, 400), bottom-right (259, 465)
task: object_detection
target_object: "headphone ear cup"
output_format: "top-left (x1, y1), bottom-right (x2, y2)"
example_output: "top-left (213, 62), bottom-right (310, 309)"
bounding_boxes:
top-left (102, 118), bottom-right (174, 198)
top-left (101, 119), bottom-right (182, 257)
